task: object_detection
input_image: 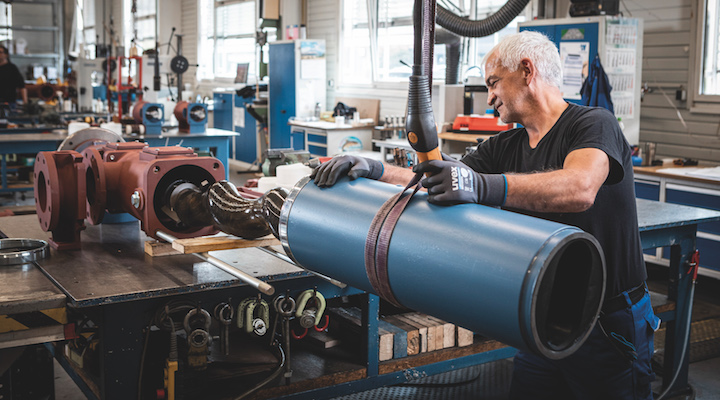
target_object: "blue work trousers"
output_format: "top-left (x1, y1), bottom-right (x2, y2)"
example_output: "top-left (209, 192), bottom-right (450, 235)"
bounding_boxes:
top-left (509, 288), bottom-right (660, 400)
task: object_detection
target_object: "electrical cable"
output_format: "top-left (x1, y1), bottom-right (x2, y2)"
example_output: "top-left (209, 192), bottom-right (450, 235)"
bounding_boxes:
top-left (136, 324), bottom-right (151, 400)
top-left (153, 299), bottom-right (197, 331)
top-left (656, 280), bottom-right (696, 400)
top-left (166, 74), bottom-right (177, 102)
top-left (233, 340), bottom-right (286, 400)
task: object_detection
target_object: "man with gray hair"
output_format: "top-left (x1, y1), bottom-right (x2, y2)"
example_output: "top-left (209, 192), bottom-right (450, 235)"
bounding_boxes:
top-left (312, 31), bottom-right (657, 399)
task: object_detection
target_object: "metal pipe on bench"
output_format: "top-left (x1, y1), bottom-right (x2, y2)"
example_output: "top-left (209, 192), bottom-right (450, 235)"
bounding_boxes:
top-left (257, 246), bottom-right (347, 289)
top-left (156, 230), bottom-right (275, 295)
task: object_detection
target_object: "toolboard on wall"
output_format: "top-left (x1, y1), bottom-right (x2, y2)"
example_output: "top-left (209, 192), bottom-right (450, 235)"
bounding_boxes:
top-left (520, 16), bottom-right (643, 145)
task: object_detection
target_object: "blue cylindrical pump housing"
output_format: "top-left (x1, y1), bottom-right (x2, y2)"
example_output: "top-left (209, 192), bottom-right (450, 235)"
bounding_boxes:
top-left (280, 177), bottom-right (606, 359)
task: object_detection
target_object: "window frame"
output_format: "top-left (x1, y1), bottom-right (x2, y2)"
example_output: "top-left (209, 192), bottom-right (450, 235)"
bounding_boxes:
top-left (197, 0), bottom-right (260, 83)
top-left (336, 0), bottom-right (530, 92)
top-left (689, 0), bottom-right (720, 113)
top-left (123, 0), bottom-right (157, 55)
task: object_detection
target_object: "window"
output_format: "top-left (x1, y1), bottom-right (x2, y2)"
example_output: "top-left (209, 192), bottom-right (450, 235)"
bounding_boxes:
top-left (123, 0), bottom-right (157, 54)
top-left (699, 0), bottom-right (719, 96)
top-left (692, 0), bottom-right (720, 108)
top-left (339, 0), bottom-right (527, 87)
top-left (198, 0), bottom-right (268, 80)
top-left (0, 3), bottom-right (13, 43)
top-left (77, 0), bottom-right (96, 57)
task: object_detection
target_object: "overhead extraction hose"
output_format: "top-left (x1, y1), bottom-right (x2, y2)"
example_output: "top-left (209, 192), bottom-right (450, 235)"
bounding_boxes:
top-left (435, 28), bottom-right (461, 84)
top-left (436, 0), bottom-right (530, 38)
top-left (406, 0), bottom-right (530, 161)
top-left (406, 0), bottom-right (441, 163)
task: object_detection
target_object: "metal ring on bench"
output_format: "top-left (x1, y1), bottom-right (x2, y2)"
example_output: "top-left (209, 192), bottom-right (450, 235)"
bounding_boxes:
top-left (0, 238), bottom-right (49, 266)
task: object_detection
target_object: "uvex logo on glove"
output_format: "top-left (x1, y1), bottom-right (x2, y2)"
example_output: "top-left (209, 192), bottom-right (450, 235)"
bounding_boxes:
top-left (413, 160), bottom-right (507, 206)
top-left (450, 165), bottom-right (475, 193)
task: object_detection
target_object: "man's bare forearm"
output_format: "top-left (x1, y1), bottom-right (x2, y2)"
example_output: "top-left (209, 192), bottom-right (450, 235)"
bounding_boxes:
top-left (379, 164), bottom-right (416, 186)
top-left (504, 169), bottom-right (602, 213)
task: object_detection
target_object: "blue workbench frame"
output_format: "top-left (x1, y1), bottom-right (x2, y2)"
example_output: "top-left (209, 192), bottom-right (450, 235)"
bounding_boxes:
top-left (636, 198), bottom-right (720, 397)
top-left (0, 135), bottom-right (64, 193)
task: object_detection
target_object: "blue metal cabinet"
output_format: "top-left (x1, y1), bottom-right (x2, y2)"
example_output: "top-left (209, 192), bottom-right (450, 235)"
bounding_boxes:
top-left (269, 42), bottom-right (297, 149)
top-left (213, 92), bottom-right (233, 131)
top-left (268, 40), bottom-right (327, 150)
top-left (213, 91), bottom-right (261, 164)
top-left (234, 94), bottom-right (261, 164)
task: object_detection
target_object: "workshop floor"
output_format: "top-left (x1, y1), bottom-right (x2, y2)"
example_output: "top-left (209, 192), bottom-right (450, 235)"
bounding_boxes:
top-left (13, 164), bottom-right (720, 399)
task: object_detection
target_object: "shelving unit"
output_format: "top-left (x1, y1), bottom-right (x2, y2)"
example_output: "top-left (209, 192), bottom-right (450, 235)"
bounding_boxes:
top-left (0, 0), bottom-right (64, 82)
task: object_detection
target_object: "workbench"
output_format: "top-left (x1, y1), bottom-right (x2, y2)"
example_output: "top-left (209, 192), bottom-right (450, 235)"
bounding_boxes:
top-left (373, 132), bottom-right (493, 164)
top-left (634, 165), bottom-right (720, 277)
top-left (288, 120), bottom-right (375, 158)
top-left (0, 198), bottom-right (718, 399)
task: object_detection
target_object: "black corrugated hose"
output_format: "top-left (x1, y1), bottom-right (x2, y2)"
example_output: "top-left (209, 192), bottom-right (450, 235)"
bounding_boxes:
top-left (435, 28), bottom-right (461, 84)
top-left (436, 0), bottom-right (531, 38)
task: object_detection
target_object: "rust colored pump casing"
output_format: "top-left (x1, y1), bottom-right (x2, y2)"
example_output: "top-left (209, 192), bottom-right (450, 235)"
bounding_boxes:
top-left (34, 142), bottom-right (225, 250)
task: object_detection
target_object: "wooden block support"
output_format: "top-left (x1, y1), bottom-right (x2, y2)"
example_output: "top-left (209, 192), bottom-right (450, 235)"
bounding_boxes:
top-left (394, 314), bottom-right (428, 353)
top-left (457, 326), bottom-right (474, 347)
top-left (399, 314), bottom-right (436, 352)
top-left (171, 235), bottom-right (280, 254)
top-left (144, 235), bottom-right (281, 257)
top-left (405, 313), bottom-right (444, 351)
top-left (382, 315), bottom-right (420, 356)
top-left (328, 307), bottom-right (395, 361)
top-left (424, 315), bottom-right (456, 349)
top-left (144, 240), bottom-right (182, 257)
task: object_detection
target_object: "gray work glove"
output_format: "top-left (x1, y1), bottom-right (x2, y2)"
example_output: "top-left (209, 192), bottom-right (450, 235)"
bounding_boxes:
top-left (413, 160), bottom-right (506, 206)
top-left (311, 154), bottom-right (384, 187)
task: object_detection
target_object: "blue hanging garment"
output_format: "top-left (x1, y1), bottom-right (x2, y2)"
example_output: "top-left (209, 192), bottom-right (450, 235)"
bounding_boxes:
top-left (580, 55), bottom-right (614, 114)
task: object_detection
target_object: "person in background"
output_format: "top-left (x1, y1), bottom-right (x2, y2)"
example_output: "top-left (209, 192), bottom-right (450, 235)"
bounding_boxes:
top-left (0, 45), bottom-right (28, 109)
top-left (311, 31), bottom-right (659, 400)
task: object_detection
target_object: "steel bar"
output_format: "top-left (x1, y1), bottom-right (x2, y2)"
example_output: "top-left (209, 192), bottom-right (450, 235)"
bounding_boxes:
top-left (257, 246), bottom-right (347, 289)
top-left (156, 230), bottom-right (274, 295)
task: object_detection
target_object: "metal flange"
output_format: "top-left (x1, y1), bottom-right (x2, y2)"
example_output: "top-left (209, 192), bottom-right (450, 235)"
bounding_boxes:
top-left (0, 238), bottom-right (49, 266)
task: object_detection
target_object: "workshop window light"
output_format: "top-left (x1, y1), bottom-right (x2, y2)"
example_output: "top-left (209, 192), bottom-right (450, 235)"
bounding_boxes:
top-left (339, 0), bottom-right (527, 87)
top-left (699, 0), bottom-right (720, 96)
top-left (339, 0), bottom-right (371, 84)
top-left (123, 0), bottom-right (156, 55)
top-left (0, 3), bottom-right (12, 43)
top-left (198, 0), bottom-right (258, 80)
top-left (77, 0), bottom-right (96, 57)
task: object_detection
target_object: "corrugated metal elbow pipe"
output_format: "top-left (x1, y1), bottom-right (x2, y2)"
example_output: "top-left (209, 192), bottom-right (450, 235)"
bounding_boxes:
top-left (279, 177), bottom-right (606, 359)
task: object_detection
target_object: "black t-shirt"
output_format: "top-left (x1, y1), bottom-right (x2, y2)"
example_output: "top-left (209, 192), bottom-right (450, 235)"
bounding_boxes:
top-left (0, 62), bottom-right (26, 103)
top-left (462, 103), bottom-right (646, 297)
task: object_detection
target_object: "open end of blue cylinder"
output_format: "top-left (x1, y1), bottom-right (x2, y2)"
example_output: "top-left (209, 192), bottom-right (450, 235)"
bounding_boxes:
top-left (534, 237), bottom-right (605, 357)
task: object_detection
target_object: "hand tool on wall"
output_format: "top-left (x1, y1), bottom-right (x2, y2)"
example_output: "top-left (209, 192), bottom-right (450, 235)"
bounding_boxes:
top-left (183, 306), bottom-right (212, 371)
top-left (213, 301), bottom-right (234, 356)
